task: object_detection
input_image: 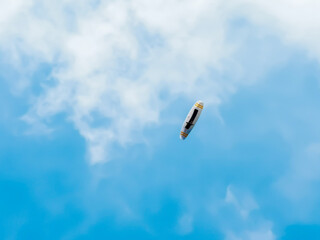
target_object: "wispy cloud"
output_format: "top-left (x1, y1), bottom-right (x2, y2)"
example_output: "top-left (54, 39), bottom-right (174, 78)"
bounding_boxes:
top-left (1, 0), bottom-right (319, 164)
top-left (224, 185), bottom-right (275, 240)
top-left (225, 185), bottom-right (259, 219)
top-left (226, 226), bottom-right (275, 240)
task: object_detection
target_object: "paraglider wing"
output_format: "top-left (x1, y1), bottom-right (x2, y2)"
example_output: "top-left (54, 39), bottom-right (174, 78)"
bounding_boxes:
top-left (180, 101), bottom-right (204, 140)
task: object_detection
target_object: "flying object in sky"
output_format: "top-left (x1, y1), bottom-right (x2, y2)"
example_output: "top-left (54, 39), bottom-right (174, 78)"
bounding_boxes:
top-left (180, 100), bottom-right (204, 140)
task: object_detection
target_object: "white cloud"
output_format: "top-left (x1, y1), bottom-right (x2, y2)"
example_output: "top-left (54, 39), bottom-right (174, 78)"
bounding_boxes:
top-left (226, 226), bottom-right (275, 240)
top-left (245, 228), bottom-right (275, 240)
top-left (1, 0), bottom-right (320, 163)
top-left (225, 185), bottom-right (259, 219)
top-left (224, 186), bottom-right (275, 240)
top-left (0, 0), bottom-right (237, 163)
top-left (232, 0), bottom-right (320, 60)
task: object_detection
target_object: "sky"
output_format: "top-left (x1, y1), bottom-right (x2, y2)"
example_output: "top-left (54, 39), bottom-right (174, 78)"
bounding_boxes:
top-left (1, 0), bottom-right (320, 239)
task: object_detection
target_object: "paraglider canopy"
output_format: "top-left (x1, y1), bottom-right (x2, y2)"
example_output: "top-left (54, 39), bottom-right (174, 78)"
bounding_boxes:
top-left (180, 101), bottom-right (204, 140)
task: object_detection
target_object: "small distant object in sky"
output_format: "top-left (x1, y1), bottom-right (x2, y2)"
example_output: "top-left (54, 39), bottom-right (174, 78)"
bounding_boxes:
top-left (180, 100), bottom-right (204, 140)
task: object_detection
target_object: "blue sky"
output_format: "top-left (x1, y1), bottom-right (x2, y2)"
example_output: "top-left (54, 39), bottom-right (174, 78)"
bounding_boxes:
top-left (1, 1), bottom-right (320, 239)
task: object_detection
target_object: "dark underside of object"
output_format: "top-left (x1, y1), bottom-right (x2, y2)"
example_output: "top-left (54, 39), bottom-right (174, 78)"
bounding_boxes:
top-left (185, 109), bottom-right (198, 129)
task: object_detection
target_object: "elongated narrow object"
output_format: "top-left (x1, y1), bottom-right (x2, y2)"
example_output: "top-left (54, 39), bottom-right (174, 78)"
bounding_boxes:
top-left (180, 100), bottom-right (204, 140)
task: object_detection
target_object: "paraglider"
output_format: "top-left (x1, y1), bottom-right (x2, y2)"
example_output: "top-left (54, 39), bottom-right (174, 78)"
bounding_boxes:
top-left (180, 100), bottom-right (204, 140)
